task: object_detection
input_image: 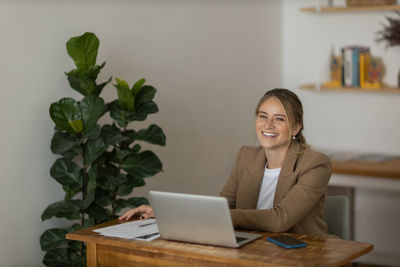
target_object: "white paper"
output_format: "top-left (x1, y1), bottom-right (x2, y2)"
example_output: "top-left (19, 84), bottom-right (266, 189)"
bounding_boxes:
top-left (94, 219), bottom-right (159, 240)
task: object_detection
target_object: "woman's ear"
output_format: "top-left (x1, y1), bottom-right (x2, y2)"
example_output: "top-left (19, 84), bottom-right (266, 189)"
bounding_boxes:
top-left (292, 123), bottom-right (301, 137)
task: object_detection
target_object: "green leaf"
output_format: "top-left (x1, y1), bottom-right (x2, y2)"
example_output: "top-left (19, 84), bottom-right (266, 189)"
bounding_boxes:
top-left (66, 32), bottom-right (99, 70)
top-left (109, 101), bottom-right (134, 127)
top-left (78, 193), bottom-right (95, 209)
top-left (110, 100), bottom-right (158, 125)
top-left (131, 144), bottom-right (142, 153)
top-left (115, 78), bottom-right (134, 110)
top-left (135, 85), bottom-right (156, 107)
top-left (40, 228), bottom-right (68, 251)
top-left (50, 130), bottom-right (81, 159)
top-left (94, 76), bottom-right (112, 96)
top-left (136, 124), bottom-right (166, 146)
top-left (49, 98), bottom-right (82, 134)
top-left (84, 137), bottom-right (107, 166)
top-left (68, 119), bottom-right (83, 133)
top-left (66, 71), bottom-right (90, 96)
top-left (113, 101), bottom-right (158, 124)
top-left (66, 223), bottom-right (82, 233)
top-left (101, 124), bottom-right (130, 146)
top-left (115, 147), bottom-right (136, 161)
top-left (109, 100), bottom-right (126, 127)
top-left (80, 95), bottom-right (104, 133)
top-left (115, 78), bottom-right (130, 90)
top-left (84, 124), bottom-right (101, 140)
top-left (116, 175), bottom-right (146, 196)
top-left (63, 184), bottom-right (81, 200)
top-left (115, 85), bottom-right (135, 111)
top-left (84, 217), bottom-right (96, 228)
top-left (87, 166), bottom-right (97, 196)
top-left (86, 202), bottom-right (111, 220)
top-left (102, 101), bottom-right (112, 116)
top-left (122, 150), bottom-right (162, 178)
top-left (50, 158), bottom-right (82, 189)
top-left (109, 174), bottom-right (128, 191)
top-left (66, 63), bottom-right (106, 96)
top-left (67, 241), bottom-right (82, 253)
top-left (94, 188), bottom-right (113, 207)
top-left (130, 101), bottom-right (158, 121)
top-left (97, 165), bottom-right (127, 191)
top-left (41, 200), bottom-right (81, 221)
top-left (132, 78), bottom-right (146, 97)
top-left (43, 248), bottom-right (83, 267)
top-left (115, 197), bottom-right (149, 213)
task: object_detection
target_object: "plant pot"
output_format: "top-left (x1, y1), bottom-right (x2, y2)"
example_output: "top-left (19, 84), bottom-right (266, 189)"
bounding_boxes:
top-left (398, 68), bottom-right (400, 88)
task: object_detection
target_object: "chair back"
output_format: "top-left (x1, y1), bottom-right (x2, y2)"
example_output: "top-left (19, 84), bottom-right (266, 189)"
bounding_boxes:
top-left (323, 195), bottom-right (350, 240)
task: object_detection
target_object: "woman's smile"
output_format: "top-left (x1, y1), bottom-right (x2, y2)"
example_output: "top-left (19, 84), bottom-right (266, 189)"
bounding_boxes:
top-left (262, 131), bottom-right (278, 137)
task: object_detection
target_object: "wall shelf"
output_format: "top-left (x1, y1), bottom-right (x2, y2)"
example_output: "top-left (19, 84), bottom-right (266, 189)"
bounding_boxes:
top-left (299, 83), bottom-right (400, 94)
top-left (299, 5), bottom-right (400, 13)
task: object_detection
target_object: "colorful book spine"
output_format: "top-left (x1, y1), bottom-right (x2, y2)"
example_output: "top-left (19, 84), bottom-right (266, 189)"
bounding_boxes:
top-left (342, 47), bottom-right (353, 87)
top-left (359, 52), bottom-right (366, 88)
top-left (352, 48), bottom-right (360, 87)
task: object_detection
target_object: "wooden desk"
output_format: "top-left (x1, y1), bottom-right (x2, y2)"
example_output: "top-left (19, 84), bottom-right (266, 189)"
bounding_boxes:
top-left (66, 219), bottom-right (373, 267)
top-left (332, 157), bottom-right (400, 179)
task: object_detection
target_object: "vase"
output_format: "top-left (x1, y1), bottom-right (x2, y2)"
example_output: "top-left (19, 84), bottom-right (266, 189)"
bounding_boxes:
top-left (398, 68), bottom-right (400, 88)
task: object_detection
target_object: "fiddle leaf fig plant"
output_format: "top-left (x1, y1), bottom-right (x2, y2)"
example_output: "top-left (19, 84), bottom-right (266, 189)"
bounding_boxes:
top-left (40, 32), bottom-right (165, 266)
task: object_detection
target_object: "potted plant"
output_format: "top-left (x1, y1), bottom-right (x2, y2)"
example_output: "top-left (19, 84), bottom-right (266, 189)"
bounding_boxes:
top-left (40, 32), bottom-right (166, 266)
top-left (376, 11), bottom-right (400, 88)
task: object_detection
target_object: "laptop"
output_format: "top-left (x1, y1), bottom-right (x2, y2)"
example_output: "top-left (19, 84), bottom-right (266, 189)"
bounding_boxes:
top-left (149, 191), bottom-right (262, 248)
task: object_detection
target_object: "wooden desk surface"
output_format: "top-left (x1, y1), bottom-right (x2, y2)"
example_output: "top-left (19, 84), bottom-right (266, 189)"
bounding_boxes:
top-left (332, 157), bottom-right (400, 179)
top-left (67, 219), bottom-right (373, 267)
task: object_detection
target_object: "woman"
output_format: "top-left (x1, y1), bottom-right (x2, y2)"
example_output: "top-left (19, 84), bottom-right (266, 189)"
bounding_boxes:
top-left (119, 88), bottom-right (332, 238)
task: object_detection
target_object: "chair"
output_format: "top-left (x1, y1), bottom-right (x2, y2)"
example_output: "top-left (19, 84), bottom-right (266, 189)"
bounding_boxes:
top-left (323, 195), bottom-right (351, 240)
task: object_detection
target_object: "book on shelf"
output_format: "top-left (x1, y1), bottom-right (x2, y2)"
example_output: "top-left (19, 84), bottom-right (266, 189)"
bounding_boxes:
top-left (341, 47), bottom-right (353, 87)
top-left (359, 51), bottom-right (380, 89)
top-left (325, 45), bottom-right (384, 89)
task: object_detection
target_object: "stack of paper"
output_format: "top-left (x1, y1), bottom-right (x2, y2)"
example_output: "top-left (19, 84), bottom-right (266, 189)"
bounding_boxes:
top-left (94, 219), bottom-right (160, 241)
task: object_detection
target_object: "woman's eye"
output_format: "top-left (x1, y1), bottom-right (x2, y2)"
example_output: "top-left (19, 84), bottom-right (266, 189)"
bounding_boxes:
top-left (276, 117), bottom-right (285, 122)
top-left (259, 114), bottom-right (267, 119)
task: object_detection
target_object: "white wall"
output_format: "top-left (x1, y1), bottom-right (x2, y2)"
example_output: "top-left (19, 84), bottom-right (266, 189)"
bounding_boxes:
top-left (0, 0), bottom-right (282, 265)
top-left (282, 0), bottom-right (400, 154)
top-left (282, 1), bottom-right (400, 265)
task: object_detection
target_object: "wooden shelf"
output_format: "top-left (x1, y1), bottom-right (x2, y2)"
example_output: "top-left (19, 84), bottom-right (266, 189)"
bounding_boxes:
top-left (300, 5), bottom-right (400, 13)
top-left (300, 83), bottom-right (400, 94)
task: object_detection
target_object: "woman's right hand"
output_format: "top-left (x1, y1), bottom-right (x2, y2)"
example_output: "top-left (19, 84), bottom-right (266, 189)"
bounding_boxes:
top-left (118, 205), bottom-right (154, 221)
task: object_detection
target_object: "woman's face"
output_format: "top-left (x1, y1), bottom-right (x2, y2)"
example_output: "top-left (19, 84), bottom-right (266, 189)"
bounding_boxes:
top-left (255, 97), bottom-right (297, 153)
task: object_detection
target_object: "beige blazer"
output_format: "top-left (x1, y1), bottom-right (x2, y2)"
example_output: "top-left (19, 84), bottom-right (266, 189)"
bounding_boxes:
top-left (220, 142), bottom-right (332, 238)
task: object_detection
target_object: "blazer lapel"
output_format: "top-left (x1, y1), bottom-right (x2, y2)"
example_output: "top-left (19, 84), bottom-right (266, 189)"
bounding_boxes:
top-left (273, 142), bottom-right (301, 205)
top-left (240, 148), bottom-right (266, 209)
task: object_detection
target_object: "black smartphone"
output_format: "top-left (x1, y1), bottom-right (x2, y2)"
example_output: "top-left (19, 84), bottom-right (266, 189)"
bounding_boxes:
top-left (267, 235), bottom-right (307, 249)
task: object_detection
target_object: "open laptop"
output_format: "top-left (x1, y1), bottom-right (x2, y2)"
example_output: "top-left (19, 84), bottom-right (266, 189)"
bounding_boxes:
top-left (149, 191), bottom-right (262, 248)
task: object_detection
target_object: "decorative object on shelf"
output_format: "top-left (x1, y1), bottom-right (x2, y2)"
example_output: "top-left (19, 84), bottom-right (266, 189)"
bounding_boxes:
top-left (323, 48), bottom-right (341, 88)
top-left (346, 0), bottom-right (396, 6)
top-left (376, 11), bottom-right (400, 87)
top-left (40, 32), bottom-right (166, 266)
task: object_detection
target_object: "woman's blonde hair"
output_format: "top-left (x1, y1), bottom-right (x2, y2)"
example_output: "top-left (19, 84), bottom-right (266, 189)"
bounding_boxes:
top-left (255, 88), bottom-right (307, 147)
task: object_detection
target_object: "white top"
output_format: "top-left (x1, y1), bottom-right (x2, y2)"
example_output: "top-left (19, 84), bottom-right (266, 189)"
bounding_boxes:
top-left (256, 166), bottom-right (281, 210)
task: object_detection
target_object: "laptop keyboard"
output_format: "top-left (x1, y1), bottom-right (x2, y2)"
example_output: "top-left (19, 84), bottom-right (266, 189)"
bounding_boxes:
top-left (236, 237), bottom-right (248, 243)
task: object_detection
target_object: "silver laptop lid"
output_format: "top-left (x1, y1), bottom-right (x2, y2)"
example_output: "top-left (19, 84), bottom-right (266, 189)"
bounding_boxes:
top-left (149, 191), bottom-right (239, 247)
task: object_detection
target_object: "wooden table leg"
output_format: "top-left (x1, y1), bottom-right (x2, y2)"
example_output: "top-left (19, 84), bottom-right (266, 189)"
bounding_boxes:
top-left (86, 242), bottom-right (97, 267)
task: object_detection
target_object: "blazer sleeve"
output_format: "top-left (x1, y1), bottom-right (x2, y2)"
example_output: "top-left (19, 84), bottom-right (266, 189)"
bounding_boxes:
top-left (230, 153), bottom-right (331, 233)
top-left (219, 147), bottom-right (245, 209)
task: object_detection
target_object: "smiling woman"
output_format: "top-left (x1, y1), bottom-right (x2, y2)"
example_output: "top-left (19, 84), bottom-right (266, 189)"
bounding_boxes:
top-left (120, 89), bottom-right (333, 238)
top-left (220, 88), bottom-right (333, 238)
